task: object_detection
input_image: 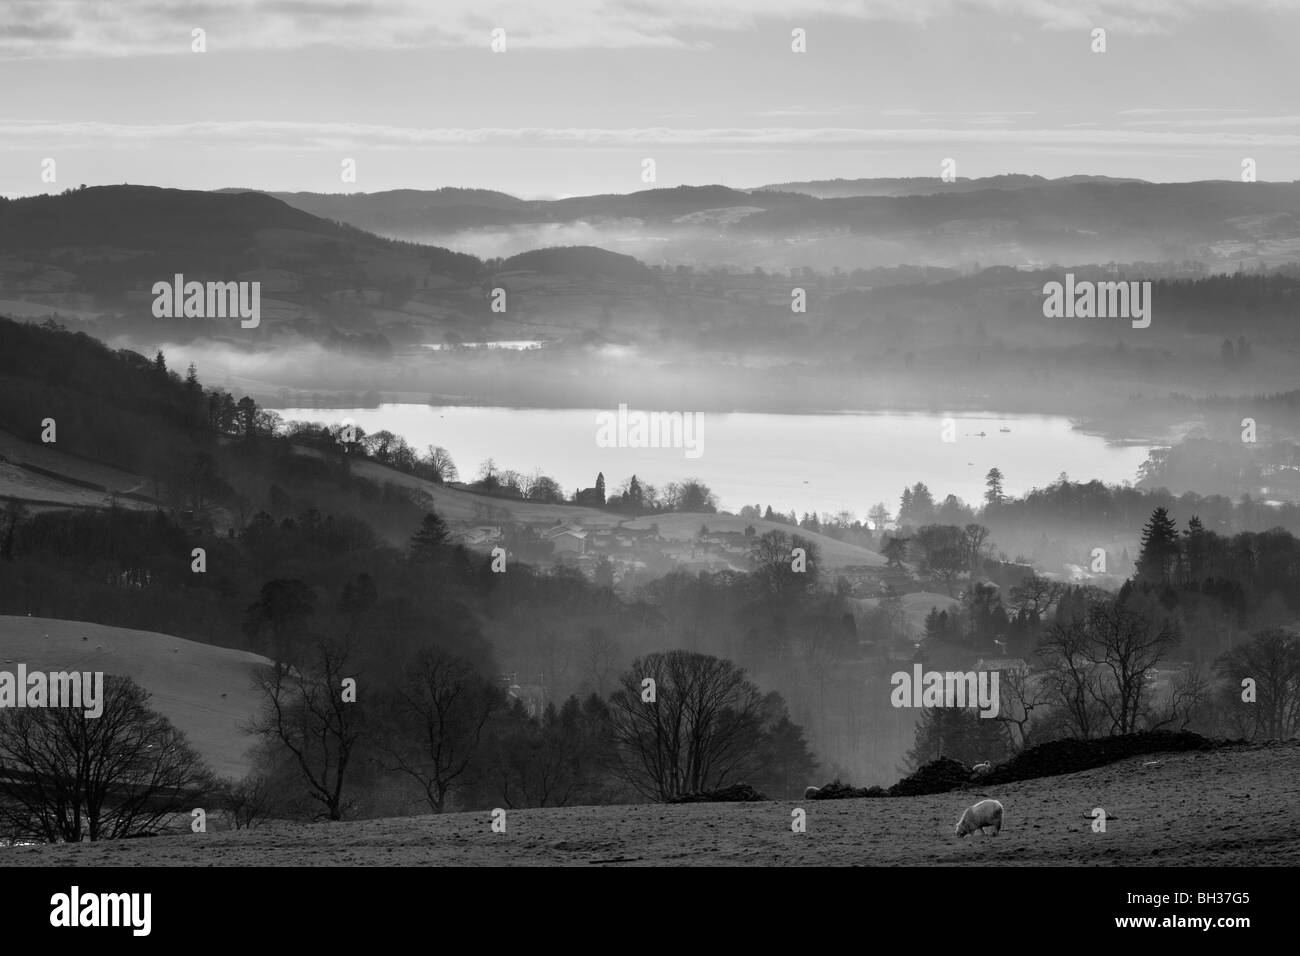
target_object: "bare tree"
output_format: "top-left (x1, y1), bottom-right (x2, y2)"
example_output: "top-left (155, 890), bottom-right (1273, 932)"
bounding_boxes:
top-left (249, 634), bottom-right (362, 821)
top-left (1082, 601), bottom-right (1179, 735)
top-left (1150, 666), bottom-right (1213, 732)
top-left (218, 772), bottom-right (276, 830)
top-left (0, 677), bottom-right (214, 842)
top-left (606, 650), bottom-right (767, 801)
top-left (372, 647), bottom-right (502, 812)
top-left (1039, 597), bottom-right (1178, 737)
top-left (994, 667), bottom-right (1052, 752)
top-left (1009, 572), bottom-right (1063, 617)
top-left (963, 523), bottom-right (991, 573)
top-left (1215, 629), bottom-right (1300, 739)
top-left (1039, 616), bottom-right (1106, 739)
top-left (425, 445), bottom-right (458, 483)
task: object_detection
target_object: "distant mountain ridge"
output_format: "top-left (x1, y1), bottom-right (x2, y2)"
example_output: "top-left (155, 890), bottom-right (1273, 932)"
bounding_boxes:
top-left (231, 179), bottom-right (1300, 269)
top-left (7, 181), bottom-right (1300, 355)
top-left (0, 186), bottom-right (669, 349)
top-left (2, 185), bottom-right (343, 253)
top-left (751, 173), bottom-right (1151, 198)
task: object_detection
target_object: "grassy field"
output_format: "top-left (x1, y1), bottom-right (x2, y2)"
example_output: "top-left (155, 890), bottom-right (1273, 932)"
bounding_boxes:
top-left (0, 616), bottom-right (268, 780)
top-left (3, 741), bottom-right (1295, 866)
top-left (340, 454), bottom-right (887, 570)
top-left (622, 513), bottom-right (885, 569)
top-left (0, 429), bottom-right (154, 511)
top-left (0, 427), bottom-right (887, 571)
top-left (346, 456), bottom-right (624, 526)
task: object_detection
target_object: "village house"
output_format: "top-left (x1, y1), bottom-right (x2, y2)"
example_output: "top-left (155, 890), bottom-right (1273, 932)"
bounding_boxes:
top-left (502, 673), bottom-right (546, 719)
top-left (975, 657), bottom-right (1030, 675)
top-left (546, 524), bottom-right (588, 554)
top-left (455, 525), bottom-right (502, 547)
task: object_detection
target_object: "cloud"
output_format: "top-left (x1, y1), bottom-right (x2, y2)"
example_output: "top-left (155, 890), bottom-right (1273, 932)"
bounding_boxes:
top-left (880, 110), bottom-right (1038, 127)
top-left (2, 0), bottom-right (1294, 57)
top-left (1122, 115), bottom-right (1300, 129)
top-left (754, 107), bottom-right (856, 118)
top-left (4, 119), bottom-right (1298, 150)
top-left (1118, 108), bottom-right (1250, 116)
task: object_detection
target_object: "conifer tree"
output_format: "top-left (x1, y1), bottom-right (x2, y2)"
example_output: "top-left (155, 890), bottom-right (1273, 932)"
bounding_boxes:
top-left (1136, 507), bottom-right (1180, 585)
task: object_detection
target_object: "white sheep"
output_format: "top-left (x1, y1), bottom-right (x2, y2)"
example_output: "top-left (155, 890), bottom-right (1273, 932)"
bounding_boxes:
top-left (955, 798), bottom-right (1003, 838)
top-left (971, 761), bottom-right (992, 775)
top-left (804, 786), bottom-right (821, 799)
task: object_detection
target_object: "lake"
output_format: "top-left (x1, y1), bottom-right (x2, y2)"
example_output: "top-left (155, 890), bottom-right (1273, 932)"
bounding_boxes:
top-left (271, 406), bottom-right (1157, 519)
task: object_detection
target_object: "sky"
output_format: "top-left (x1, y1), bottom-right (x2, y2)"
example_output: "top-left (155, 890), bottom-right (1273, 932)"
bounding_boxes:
top-left (3, 0), bottom-right (1299, 197)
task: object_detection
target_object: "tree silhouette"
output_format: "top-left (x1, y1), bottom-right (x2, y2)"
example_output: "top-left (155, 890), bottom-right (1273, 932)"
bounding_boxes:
top-left (243, 578), bottom-right (316, 667)
top-left (409, 511), bottom-right (450, 562)
top-left (0, 677), bottom-right (214, 841)
top-left (882, 536), bottom-right (909, 569)
top-left (371, 647), bottom-right (502, 812)
top-left (1136, 507), bottom-right (1180, 585)
top-left (607, 651), bottom-right (767, 800)
top-left (984, 467), bottom-right (1005, 506)
top-left (251, 633), bottom-right (361, 821)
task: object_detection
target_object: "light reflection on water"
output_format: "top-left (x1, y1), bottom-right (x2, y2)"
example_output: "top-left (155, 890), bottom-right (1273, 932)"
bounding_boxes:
top-left (271, 405), bottom-right (1156, 517)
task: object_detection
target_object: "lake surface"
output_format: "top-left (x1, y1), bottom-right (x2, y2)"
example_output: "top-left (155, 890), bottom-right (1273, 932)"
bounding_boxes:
top-left (272, 406), bottom-right (1157, 519)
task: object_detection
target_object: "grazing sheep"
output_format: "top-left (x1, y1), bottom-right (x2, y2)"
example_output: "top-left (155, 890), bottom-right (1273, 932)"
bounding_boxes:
top-left (972, 761), bottom-right (992, 775)
top-left (804, 786), bottom-right (821, 799)
top-left (955, 798), bottom-right (1003, 838)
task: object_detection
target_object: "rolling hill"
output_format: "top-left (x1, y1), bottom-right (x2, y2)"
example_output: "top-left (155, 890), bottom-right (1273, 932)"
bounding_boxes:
top-left (0, 429), bottom-right (155, 512)
top-left (256, 177), bottom-right (1300, 269)
top-left (752, 174), bottom-right (1149, 198)
top-left (498, 246), bottom-right (656, 281)
top-left (4, 740), bottom-right (1294, 865)
top-left (622, 513), bottom-right (885, 569)
top-left (0, 616), bottom-right (268, 780)
top-left (0, 185), bottom-right (483, 340)
top-left (330, 452), bottom-right (886, 569)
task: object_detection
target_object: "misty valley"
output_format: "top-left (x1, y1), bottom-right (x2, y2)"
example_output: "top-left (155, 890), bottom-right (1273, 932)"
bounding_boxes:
top-left (2, 15), bottom-right (1300, 883)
